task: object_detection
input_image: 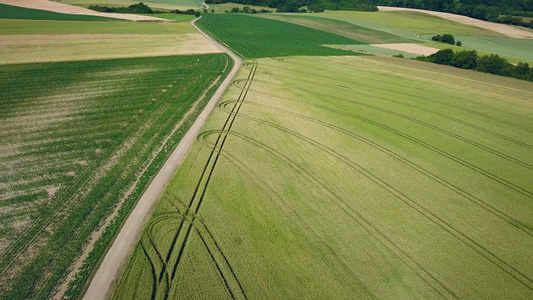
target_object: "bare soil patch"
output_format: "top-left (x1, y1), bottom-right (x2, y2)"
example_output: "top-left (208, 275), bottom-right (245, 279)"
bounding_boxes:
top-left (371, 43), bottom-right (439, 56)
top-left (378, 6), bottom-right (533, 39)
top-left (0, 0), bottom-right (172, 22)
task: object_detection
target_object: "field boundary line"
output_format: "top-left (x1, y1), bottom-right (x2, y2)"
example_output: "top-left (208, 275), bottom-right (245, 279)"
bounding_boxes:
top-left (81, 18), bottom-right (243, 300)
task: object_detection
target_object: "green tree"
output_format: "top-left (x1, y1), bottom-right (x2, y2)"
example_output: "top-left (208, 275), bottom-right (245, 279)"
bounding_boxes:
top-left (451, 50), bottom-right (477, 69)
top-left (432, 49), bottom-right (454, 65)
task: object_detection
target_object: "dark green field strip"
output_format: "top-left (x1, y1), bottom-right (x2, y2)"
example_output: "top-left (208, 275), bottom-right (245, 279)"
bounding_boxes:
top-left (0, 54), bottom-right (233, 299)
top-left (196, 14), bottom-right (364, 58)
top-left (259, 14), bottom-right (413, 44)
top-left (0, 4), bottom-right (122, 21)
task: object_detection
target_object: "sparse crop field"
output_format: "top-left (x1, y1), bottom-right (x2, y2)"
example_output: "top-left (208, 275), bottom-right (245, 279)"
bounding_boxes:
top-left (0, 3), bottom-right (121, 21)
top-left (196, 14), bottom-right (364, 58)
top-left (0, 19), bottom-right (221, 64)
top-left (0, 54), bottom-right (232, 299)
top-left (114, 55), bottom-right (533, 299)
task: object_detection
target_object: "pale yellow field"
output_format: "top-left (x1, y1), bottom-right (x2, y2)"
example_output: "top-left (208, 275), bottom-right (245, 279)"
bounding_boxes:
top-left (0, 33), bottom-right (222, 64)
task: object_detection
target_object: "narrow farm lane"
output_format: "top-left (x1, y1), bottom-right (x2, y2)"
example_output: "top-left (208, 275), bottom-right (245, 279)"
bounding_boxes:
top-left (81, 17), bottom-right (242, 300)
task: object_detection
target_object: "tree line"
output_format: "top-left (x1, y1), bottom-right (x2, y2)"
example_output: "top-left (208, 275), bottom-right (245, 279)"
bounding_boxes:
top-left (417, 49), bottom-right (533, 82)
top-left (366, 0), bottom-right (533, 26)
top-left (205, 0), bottom-right (378, 13)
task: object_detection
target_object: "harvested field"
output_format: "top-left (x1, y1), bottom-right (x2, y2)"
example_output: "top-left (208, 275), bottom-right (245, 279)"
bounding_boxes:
top-left (0, 3), bottom-right (121, 21)
top-left (371, 43), bottom-right (439, 56)
top-left (113, 55), bottom-right (533, 298)
top-left (0, 33), bottom-right (222, 64)
top-left (59, 0), bottom-right (204, 10)
top-left (0, 0), bottom-right (171, 21)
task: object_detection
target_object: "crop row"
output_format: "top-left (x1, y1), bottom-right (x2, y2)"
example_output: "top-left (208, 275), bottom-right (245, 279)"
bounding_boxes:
top-left (0, 54), bottom-right (232, 299)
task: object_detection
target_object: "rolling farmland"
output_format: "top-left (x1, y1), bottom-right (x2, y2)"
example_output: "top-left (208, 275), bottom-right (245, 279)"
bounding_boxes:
top-left (0, 54), bottom-right (232, 299)
top-left (58, 0), bottom-right (204, 10)
top-left (0, 3), bottom-right (121, 21)
top-left (196, 14), bottom-right (364, 58)
top-left (0, 17), bottom-right (221, 64)
top-left (113, 54), bottom-right (533, 298)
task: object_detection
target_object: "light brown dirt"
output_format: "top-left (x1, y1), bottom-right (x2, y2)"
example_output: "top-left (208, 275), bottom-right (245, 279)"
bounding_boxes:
top-left (378, 6), bottom-right (533, 39)
top-left (371, 43), bottom-right (439, 56)
top-left (0, 0), bottom-right (172, 22)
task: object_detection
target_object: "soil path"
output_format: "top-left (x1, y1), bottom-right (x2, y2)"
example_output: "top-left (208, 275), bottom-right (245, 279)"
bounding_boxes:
top-left (0, 0), bottom-right (172, 22)
top-left (378, 6), bottom-right (533, 39)
top-left (81, 17), bottom-right (241, 300)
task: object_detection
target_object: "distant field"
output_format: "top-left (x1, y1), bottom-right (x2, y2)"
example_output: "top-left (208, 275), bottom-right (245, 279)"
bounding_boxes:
top-left (208, 2), bottom-right (273, 13)
top-left (451, 36), bottom-right (533, 62)
top-left (196, 14), bottom-right (363, 58)
top-left (143, 13), bottom-right (195, 22)
top-left (319, 10), bottom-right (503, 38)
top-left (0, 19), bottom-right (194, 34)
top-left (0, 33), bottom-right (222, 64)
top-left (0, 17), bottom-right (219, 64)
top-left (0, 54), bottom-right (232, 300)
top-left (58, 0), bottom-right (203, 10)
top-left (114, 55), bottom-right (533, 299)
top-left (259, 14), bottom-right (413, 44)
top-left (0, 3), bottom-right (121, 21)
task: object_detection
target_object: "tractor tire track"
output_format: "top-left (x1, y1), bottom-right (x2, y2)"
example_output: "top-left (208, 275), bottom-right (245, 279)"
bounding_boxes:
top-left (237, 82), bottom-right (533, 200)
top-left (220, 98), bottom-right (533, 290)
top-left (197, 131), bottom-right (380, 299)
top-left (157, 62), bottom-right (257, 300)
top-left (205, 130), bottom-right (459, 298)
top-left (274, 58), bottom-right (533, 133)
top-left (251, 72), bottom-right (533, 171)
top-left (220, 99), bottom-right (533, 237)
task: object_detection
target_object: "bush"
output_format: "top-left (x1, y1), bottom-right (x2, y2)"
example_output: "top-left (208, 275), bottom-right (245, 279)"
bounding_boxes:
top-left (431, 34), bottom-right (455, 45)
top-left (452, 50), bottom-right (477, 69)
top-left (456, 40), bottom-right (462, 46)
top-left (417, 49), bottom-right (533, 82)
top-left (432, 49), bottom-right (454, 65)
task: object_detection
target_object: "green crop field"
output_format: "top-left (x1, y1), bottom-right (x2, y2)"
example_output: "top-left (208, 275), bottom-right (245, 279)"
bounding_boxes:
top-left (450, 36), bottom-right (533, 62)
top-left (320, 10), bottom-right (504, 38)
top-left (259, 14), bottom-right (413, 44)
top-left (196, 14), bottom-right (364, 58)
top-left (113, 55), bottom-right (533, 299)
top-left (0, 3), bottom-right (121, 21)
top-left (0, 54), bottom-right (232, 300)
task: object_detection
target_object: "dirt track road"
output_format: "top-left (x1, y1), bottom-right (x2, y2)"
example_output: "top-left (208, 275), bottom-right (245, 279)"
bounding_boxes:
top-left (0, 0), bottom-right (172, 21)
top-left (81, 17), bottom-right (241, 300)
top-left (378, 6), bottom-right (533, 39)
